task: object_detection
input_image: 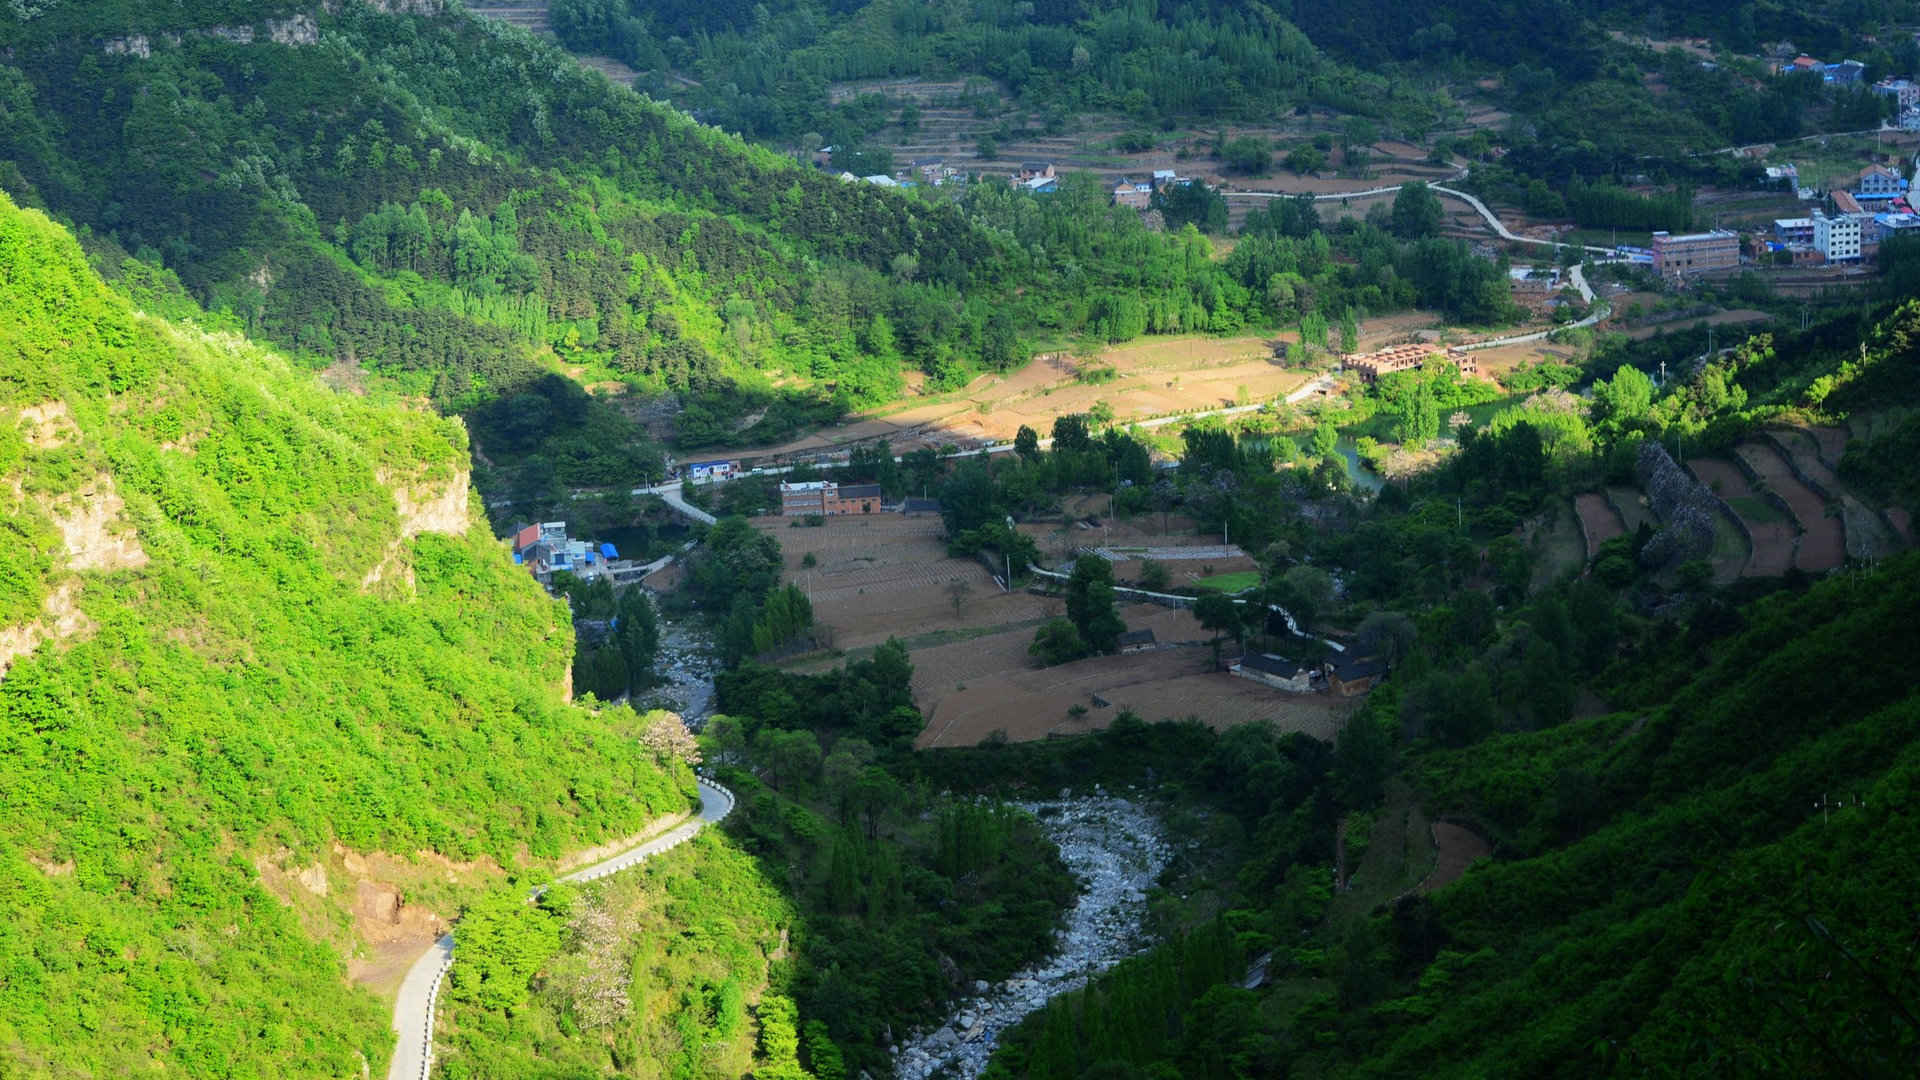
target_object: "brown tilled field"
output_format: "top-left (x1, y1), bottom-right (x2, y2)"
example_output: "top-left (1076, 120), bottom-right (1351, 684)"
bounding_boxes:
top-left (752, 513), bottom-right (1348, 748)
top-left (707, 336), bottom-right (1314, 462)
top-left (911, 614), bottom-right (1355, 749)
top-left (1735, 442), bottom-right (1845, 572)
top-left (752, 513), bottom-right (1051, 652)
top-left (1574, 493), bottom-right (1625, 559)
top-left (1420, 823), bottom-right (1493, 894)
top-left (1689, 457), bottom-right (1793, 576)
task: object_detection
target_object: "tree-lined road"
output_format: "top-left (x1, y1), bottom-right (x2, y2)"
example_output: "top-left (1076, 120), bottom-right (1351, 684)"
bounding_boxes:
top-left (386, 779), bottom-right (735, 1080)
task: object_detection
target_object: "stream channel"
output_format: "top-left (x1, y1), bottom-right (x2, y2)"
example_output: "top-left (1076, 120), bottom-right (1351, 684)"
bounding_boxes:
top-left (892, 795), bottom-right (1171, 1080)
top-left (647, 603), bottom-right (1170, 1079)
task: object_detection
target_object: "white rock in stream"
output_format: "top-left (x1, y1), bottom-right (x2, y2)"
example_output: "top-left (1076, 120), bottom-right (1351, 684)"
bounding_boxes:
top-left (891, 795), bottom-right (1169, 1080)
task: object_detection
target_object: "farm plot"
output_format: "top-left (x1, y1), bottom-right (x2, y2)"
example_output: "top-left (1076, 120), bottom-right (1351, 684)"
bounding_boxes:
top-left (752, 514), bottom-right (1051, 652)
top-left (912, 626), bottom-right (1354, 749)
top-left (1763, 428), bottom-right (1843, 492)
top-left (1689, 458), bottom-right (1793, 577)
top-left (1605, 486), bottom-right (1655, 536)
top-left (1735, 442), bottom-right (1846, 572)
top-left (1573, 493), bottom-right (1625, 559)
top-left (1526, 500), bottom-right (1588, 592)
top-left (1765, 428), bottom-right (1911, 559)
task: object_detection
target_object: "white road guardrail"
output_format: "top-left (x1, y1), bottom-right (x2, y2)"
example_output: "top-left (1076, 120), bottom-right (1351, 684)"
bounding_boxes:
top-left (387, 778), bottom-right (735, 1080)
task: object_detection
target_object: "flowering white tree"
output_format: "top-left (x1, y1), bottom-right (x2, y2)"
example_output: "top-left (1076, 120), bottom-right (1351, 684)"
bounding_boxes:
top-left (638, 709), bottom-right (701, 767)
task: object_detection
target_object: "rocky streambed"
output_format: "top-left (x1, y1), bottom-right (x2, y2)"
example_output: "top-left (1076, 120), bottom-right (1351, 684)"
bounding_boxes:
top-left (647, 616), bottom-right (718, 723)
top-left (892, 794), bottom-right (1170, 1080)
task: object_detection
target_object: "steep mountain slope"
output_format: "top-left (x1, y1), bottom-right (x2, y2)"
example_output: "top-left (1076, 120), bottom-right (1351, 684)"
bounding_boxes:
top-left (0, 193), bottom-right (690, 1076)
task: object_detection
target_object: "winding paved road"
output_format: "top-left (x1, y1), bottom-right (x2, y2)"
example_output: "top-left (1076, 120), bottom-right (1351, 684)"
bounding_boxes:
top-left (386, 778), bottom-right (735, 1080)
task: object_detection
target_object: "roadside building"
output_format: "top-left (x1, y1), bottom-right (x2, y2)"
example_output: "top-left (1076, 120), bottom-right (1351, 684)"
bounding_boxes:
top-left (683, 459), bottom-right (737, 482)
top-left (1813, 210), bottom-right (1863, 262)
top-left (1152, 169), bottom-right (1178, 187)
top-left (1650, 229), bottom-right (1740, 277)
top-left (779, 480), bottom-right (884, 516)
top-left (1507, 265), bottom-right (1561, 295)
top-left (511, 521), bottom-right (620, 586)
top-left (1230, 653), bottom-right (1315, 693)
top-left (1116, 628), bottom-right (1158, 654)
top-left (780, 480), bottom-right (830, 516)
top-left (1343, 342), bottom-right (1479, 383)
top-left (833, 483), bottom-right (884, 514)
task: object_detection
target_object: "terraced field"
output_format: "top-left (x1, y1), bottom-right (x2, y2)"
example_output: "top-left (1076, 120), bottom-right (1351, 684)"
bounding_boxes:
top-left (1689, 457), bottom-right (1797, 577)
top-left (1735, 441), bottom-right (1845, 572)
top-left (1574, 493), bottom-right (1625, 559)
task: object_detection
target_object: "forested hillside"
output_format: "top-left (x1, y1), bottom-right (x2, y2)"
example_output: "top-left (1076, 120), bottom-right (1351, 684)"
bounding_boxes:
top-left (0, 193), bottom-right (692, 1076)
top-left (0, 0), bottom-right (1012, 475)
top-left (964, 557), bottom-right (1920, 1077)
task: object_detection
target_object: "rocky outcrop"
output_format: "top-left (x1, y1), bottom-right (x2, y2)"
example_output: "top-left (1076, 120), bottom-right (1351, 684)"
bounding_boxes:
top-left (100, 14), bottom-right (321, 57)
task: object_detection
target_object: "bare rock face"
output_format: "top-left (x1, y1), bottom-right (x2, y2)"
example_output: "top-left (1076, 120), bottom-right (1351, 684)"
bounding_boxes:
top-left (297, 863), bottom-right (330, 897)
top-left (102, 34), bottom-right (152, 58)
top-left (53, 476), bottom-right (148, 573)
top-left (267, 14), bottom-right (319, 45)
top-left (366, 0), bottom-right (447, 15)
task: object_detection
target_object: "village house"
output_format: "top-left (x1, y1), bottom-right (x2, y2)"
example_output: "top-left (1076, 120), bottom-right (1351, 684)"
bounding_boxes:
top-left (1875, 77), bottom-right (1920, 109)
top-left (1325, 654), bottom-right (1388, 696)
top-left (1112, 179), bottom-right (1153, 209)
top-left (1772, 217), bottom-right (1814, 244)
top-left (1828, 59), bottom-right (1867, 84)
top-left (1855, 165), bottom-right (1908, 201)
top-left (1116, 628), bottom-right (1158, 654)
top-left (779, 480), bottom-right (884, 517)
top-left (512, 521), bottom-right (621, 586)
top-left (1650, 229), bottom-right (1740, 277)
top-left (1342, 342), bottom-right (1480, 383)
top-left (1507, 265), bottom-right (1561, 296)
top-left (1230, 653), bottom-right (1316, 693)
top-left (1013, 161), bottom-right (1055, 183)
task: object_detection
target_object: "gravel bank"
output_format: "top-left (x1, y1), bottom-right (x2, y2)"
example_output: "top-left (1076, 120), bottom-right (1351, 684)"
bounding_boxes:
top-left (892, 794), bottom-right (1170, 1080)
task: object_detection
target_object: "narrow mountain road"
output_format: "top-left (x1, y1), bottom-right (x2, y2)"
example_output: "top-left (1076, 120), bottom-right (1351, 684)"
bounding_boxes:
top-left (386, 779), bottom-right (735, 1080)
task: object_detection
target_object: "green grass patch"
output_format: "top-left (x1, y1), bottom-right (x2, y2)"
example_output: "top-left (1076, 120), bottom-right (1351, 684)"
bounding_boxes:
top-left (1194, 570), bottom-right (1262, 592)
top-left (1728, 494), bottom-right (1789, 525)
